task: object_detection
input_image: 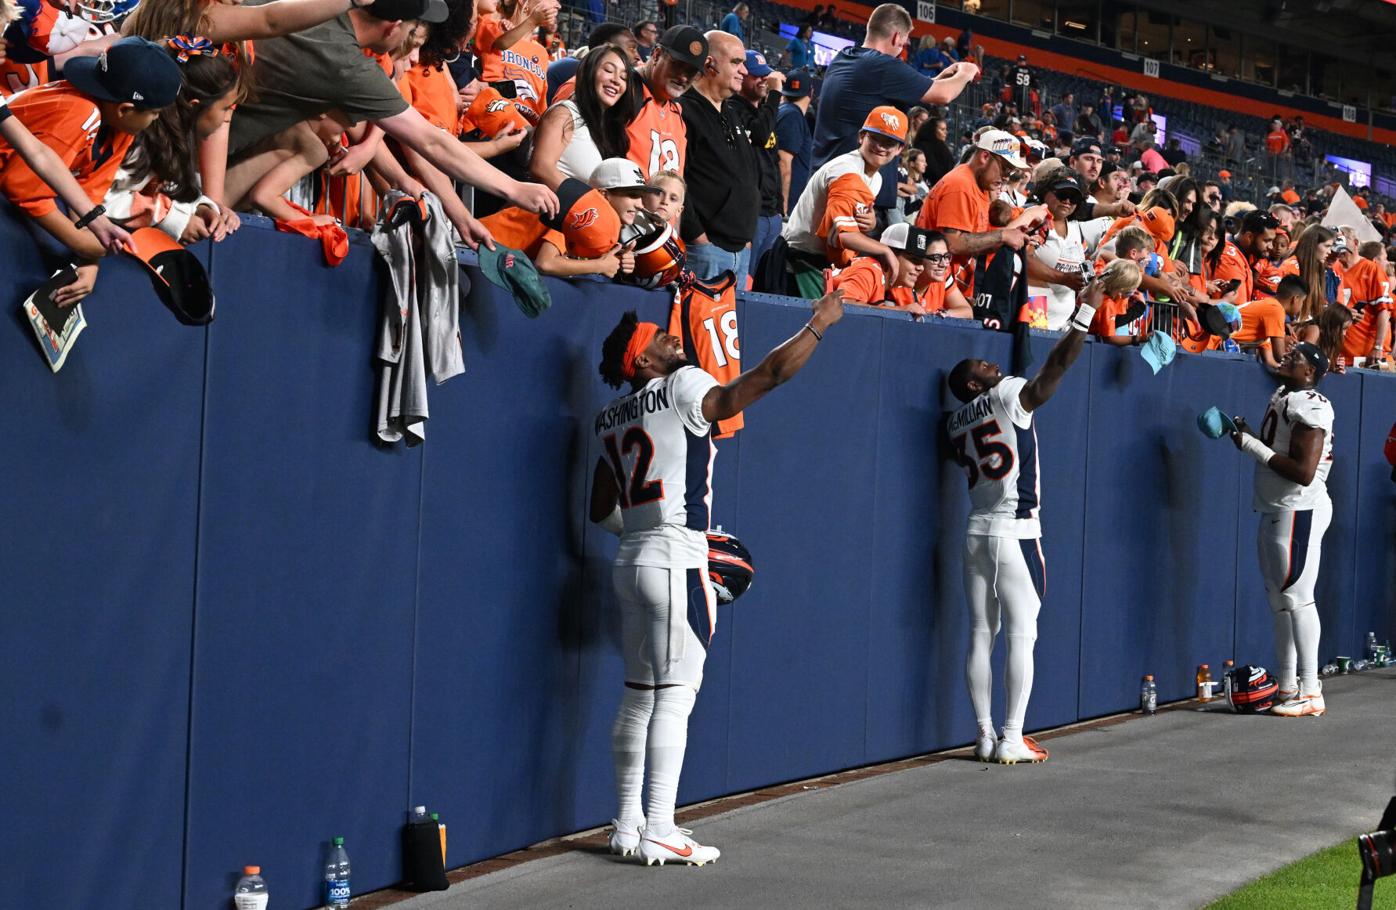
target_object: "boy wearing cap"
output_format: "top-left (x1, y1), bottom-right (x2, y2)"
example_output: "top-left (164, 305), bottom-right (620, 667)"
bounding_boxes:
top-left (782, 105), bottom-right (908, 298)
top-left (1229, 342), bottom-right (1336, 717)
top-left (0, 37), bottom-right (182, 304)
top-left (774, 68), bottom-right (812, 215)
top-left (828, 224), bottom-right (972, 317)
top-left (915, 128), bottom-right (1036, 297)
top-left (480, 158), bottom-right (647, 280)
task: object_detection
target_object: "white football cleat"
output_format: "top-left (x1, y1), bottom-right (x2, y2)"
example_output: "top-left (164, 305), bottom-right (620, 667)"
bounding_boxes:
top-left (608, 819), bottom-right (644, 857)
top-left (1272, 687), bottom-right (1326, 717)
top-left (639, 828), bottom-right (720, 867)
top-left (974, 731), bottom-right (997, 762)
top-left (993, 734), bottom-right (1049, 764)
top-left (1275, 688), bottom-right (1298, 703)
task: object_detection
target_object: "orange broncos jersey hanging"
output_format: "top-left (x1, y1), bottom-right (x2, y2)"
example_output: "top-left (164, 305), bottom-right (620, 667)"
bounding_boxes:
top-left (669, 273), bottom-right (743, 439)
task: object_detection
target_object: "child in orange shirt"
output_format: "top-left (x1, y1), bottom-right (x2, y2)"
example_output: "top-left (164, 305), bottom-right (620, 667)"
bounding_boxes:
top-left (482, 158), bottom-right (647, 280)
top-left (0, 37), bottom-right (182, 305)
top-left (1338, 240), bottom-right (1392, 364)
top-left (1089, 258), bottom-right (1146, 345)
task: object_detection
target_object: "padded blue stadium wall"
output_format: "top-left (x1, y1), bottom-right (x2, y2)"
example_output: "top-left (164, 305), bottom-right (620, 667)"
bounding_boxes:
top-left (1, 213), bottom-right (1392, 909)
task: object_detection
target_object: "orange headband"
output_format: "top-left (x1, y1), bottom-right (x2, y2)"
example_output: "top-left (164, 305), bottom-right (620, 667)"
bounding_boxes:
top-left (621, 322), bottom-right (661, 380)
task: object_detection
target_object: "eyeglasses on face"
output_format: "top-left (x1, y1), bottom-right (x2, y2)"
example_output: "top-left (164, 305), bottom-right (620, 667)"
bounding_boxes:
top-left (923, 253), bottom-right (951, 264)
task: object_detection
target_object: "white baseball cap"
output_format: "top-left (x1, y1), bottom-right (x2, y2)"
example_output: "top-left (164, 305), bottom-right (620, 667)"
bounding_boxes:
top-left (974, 129), bottom-right (1029, 171)
top-left (590, 158), bottom-right (660, 193)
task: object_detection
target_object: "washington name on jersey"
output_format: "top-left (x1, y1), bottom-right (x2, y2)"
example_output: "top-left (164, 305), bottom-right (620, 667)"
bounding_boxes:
top-left (596, 365), bottom-right (719, 568)
top-left (1253, 385), bottom-right (1335, 513)
top-left (947, 376), bottom-right (1041, 539)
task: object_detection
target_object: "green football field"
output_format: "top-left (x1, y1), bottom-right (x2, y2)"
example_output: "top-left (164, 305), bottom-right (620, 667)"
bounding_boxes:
top-left (1206, 838), bottom-right (1395, 909)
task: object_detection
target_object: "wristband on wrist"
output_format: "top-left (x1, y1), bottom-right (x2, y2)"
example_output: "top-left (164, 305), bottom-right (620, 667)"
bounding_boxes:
top-left (803, 322), bottom-right (823, 342)
top-left (1238, 433), bottom-right (1276, 465)
top-left (73, 204), bottom-right (105, 230)
top-left (1067, 302), bottom-right (1096, 333)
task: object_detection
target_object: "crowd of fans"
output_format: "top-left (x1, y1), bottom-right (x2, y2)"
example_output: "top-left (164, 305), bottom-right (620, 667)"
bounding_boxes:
top-left (0, 0), bottom-right (1392, 369)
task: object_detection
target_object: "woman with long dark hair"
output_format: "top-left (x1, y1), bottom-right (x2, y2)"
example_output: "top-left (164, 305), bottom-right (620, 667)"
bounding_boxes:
top-left (1283, 224), bottom-right (1336, 325)
top-left (912, 117), bottom-right (955, 188)
top-left (530, 45), bottom-right (641, 190)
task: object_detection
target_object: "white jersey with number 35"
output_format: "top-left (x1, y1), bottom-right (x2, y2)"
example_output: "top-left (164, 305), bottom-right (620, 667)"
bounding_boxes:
top-left (946, 376), bottom-right (1042, 539)
top-left (595, 366), bottom-right (719, 568)
top-left (1253, 385), bottom-right (1334, 513)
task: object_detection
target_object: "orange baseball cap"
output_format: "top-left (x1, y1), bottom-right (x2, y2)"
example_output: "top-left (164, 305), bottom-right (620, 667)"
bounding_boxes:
top-left (549, 179), bottom-right (621, 259)
top-left (861, 106), bottom-right (907, 144)
top-left (1218, 169), bottom-right (1231, 178)
top-left (462, 86), bottom-right (530, 137)
top-left (1139, 207), bottom-right (1175, 244)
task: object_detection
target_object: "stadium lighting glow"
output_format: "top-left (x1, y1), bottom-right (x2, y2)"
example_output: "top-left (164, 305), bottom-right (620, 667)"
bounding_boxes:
top-left (1064, 19), bottom-right (1088, 29)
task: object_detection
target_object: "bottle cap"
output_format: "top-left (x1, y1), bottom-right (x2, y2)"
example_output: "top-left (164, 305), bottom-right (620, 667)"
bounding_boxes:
top-left (333, 836), bottom-right (344, 846)
top-left (431, 813), bottom-right (440, 821)
top-left (244, 865), bottom-right (260, 875)
top-left (1200, 663), bottom-right (1209, 669)
top-left (1144, 674), bottom-right (1153, 681)
top-left (414, 805), bottom-right (426, 814)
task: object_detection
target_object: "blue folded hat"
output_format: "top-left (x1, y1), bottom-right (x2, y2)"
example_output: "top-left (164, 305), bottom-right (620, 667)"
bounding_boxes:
top-left (1139, 331), bottom-right (1176, 374)
top-left (1197, 406), bottom-right (1239, 439)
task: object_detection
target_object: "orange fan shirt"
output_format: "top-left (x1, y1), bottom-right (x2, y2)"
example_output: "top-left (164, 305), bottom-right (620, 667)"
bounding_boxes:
top-left (626, 84), bottom-right (686, 177)
top-left (0, 81), bottom-right (132, 217)
top-left (474, 13), bottom-right (548, 122)
top-left (1227, 297), bottom-right (1286, 345)
top-left (399, 63), bottom-right (461, 135)
top-left (1090, 292), bottom-right (1149, 339)
top-left (669, 272), bottom-right (742, 438)
top-left (916, 163), bottom-right (989, 294)
top-left (1339, 257), bottom-right (1391, 309)
top-left (817, 172), bottom-right (875, 268)
top-left (1212, 241), bottom-right (1255, 306)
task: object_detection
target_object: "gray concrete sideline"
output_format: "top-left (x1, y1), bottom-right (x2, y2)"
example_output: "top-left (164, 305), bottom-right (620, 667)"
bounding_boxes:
top-left (393, 670), bottom-right (1396, 910)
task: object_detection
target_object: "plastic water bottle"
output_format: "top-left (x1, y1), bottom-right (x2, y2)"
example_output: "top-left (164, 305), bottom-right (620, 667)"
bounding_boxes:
top-left (1140, 675), bottom-right (1157, 715)
top-left (234, 866), bottom-right (268, 910)
top-left (1367, 632), bottom-right (1380, 663)
top-left (1196, 664), bottom-right (1215, 701)
top-left (324, 837), bottom-right (350, 910)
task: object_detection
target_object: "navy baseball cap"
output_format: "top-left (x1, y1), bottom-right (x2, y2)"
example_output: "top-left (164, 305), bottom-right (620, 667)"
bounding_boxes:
top-left (1070, 137), bottom-right (1102, 158)
top-left (781, 69), bottom-right (811, 97)
top-left (63, 37), bottom-right (183, 110)
top-left (744, 50), bottom-right (772, 77)
top-left (364, 0), bottom-right (448, 23)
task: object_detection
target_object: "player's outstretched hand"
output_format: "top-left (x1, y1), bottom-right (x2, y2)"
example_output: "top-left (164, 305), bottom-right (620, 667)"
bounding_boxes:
top-left (1229, 416), bottom-right (1251, 449)
top-left (812, 288), bottom-right (845, 330)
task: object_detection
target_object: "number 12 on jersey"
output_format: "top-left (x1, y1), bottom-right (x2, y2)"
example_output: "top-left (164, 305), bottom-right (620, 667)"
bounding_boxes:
top-left (604, 427), bottom-right (664, 508)
top-left (951, 420), bottom-right (1014, 488)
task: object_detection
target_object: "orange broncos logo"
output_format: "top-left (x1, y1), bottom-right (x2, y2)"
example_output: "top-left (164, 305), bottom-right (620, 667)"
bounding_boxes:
top-left (568, 207), bottom-right (600, 231)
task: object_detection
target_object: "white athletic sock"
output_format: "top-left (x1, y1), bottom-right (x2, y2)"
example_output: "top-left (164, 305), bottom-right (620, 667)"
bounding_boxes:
top-left (1271, 610), bottom-right (1297, 693)
top-left (1290, 604), bottom-right (1322, 695)
top-left (611, 687), bottom-right (654, 827)
top-left (644, 685), bottom-right (697, 837)
top-left (966, 627), bottom-right (996, 737)
top-left (1001, 632), bottom-right (1037, 744)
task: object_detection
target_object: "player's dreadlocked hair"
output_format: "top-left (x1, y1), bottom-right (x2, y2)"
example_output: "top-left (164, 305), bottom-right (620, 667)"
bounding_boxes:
top-left (947, 359), bottom-right (977, 403)
top-left (600, 311), bottom-right (641, 390)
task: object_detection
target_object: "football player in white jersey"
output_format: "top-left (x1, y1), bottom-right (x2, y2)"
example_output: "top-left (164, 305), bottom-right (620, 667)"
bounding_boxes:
top-left (1230, 342), bottom-right (1335, 717)
top-left (945, 280), bottom-right (1104, 764)
top-left (589, 290), bottom-right (844, 866)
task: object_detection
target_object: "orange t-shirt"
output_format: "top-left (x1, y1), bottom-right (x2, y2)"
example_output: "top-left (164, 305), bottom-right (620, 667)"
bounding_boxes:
top-left (479, 205), bottom-right (553, 258)
top-left (552, 76), bottom-right (576, 104)
top-left (1230, 297), bottom-right (1286, 344)
top-left (1212, 241), bottom-right (1255, 306)
top-left (827, 257), bottom-right (885, 304)
top-left (1354, 195), bottom-right (1369, 210)
top-left (916, 163), bottom-right (988, 293)
top-left (1090, 292), bottom-right (1148, 339)
top-left (1339, 257), bottom-right (1390, 308)
top-left (399, 63), bottom-right (461, 135)
top-left (817, 172), bottom-right (875, 268)
top-left (0, 81), bottom-right (132, 217)
top-left (1281, 188), bottom-right (1301, 206)
top-left (626, 84), bottom-right (686, 177)
top-left (474, 14), bottom-right (548, 121)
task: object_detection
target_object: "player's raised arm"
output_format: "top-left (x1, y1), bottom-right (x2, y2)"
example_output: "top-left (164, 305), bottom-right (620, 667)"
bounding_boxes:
top-left (701, 290), bottom-right (845, 422)
top-left (1019, 281), bottom-right (1103, 413)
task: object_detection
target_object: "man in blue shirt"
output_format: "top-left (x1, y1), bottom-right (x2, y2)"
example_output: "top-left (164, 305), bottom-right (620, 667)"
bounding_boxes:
top-left (775, 68), bottom-right (813, 215)
top-left (813, 3), bottom-right (977, 228)
top-left (719, 3), bottom-right (748, 42)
